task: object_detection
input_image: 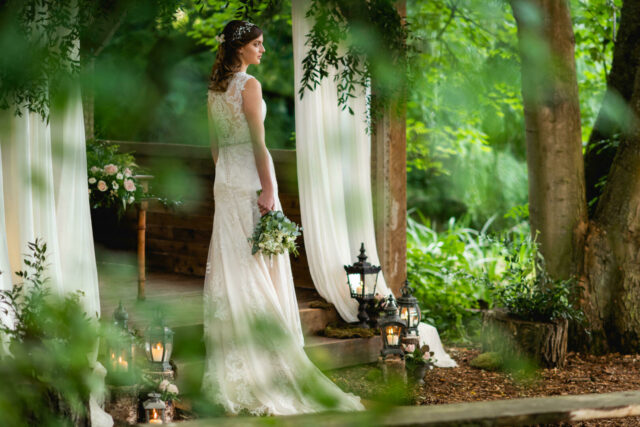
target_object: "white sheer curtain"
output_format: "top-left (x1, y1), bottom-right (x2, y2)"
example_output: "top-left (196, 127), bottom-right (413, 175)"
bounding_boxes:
top-left (292, 0), bottom-right (457, 367)
top-left (292, 0), bottom-right (391, 323)
top-left (0, 93), bottom-right (100, 316)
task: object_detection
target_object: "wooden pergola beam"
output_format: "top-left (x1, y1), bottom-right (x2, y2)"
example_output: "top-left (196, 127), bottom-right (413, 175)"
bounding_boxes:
top-left (372, 1), bottom-right (407, 297)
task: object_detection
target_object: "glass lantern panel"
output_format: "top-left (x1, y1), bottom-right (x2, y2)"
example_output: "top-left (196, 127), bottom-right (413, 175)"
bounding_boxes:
top-left (150, 341), bottom-right (165, 362)
top-left (148, 408), bottom-right (163, 424)
top-left (399, 307), bottom-right (409, 323)
top-left (364, 272), bottom-right (378, 296)
top-left (348, 273), bottom-right (364, 296)
top-left (384, 325), bottom-right (401, 346)
top-left (163, 342), bottom-right (173, 363)
top-left (409, 307), bottom-right (420, 327)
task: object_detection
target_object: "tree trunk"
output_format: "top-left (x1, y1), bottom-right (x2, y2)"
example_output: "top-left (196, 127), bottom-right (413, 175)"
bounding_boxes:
top-left (511, 0), bottom-right (587, 280)
top-left (584, 64), bottom-right (640, 353)
top-left (584, 0), bottom-right (640, 213)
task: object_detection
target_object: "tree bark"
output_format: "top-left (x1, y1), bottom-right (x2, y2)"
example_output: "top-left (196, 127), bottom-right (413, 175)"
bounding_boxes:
top-left (584, 64), bottom-right (640, 353)
top-left (584, 0), bottom-right (640, 214)
top-left (511, 0), bottom-right (587, 280)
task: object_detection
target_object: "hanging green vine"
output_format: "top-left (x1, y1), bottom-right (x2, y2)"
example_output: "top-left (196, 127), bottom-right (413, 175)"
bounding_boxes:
top-left (0, 0), bottom-right (180, 120)
top-left (300, 0), bottom-right (409, 122)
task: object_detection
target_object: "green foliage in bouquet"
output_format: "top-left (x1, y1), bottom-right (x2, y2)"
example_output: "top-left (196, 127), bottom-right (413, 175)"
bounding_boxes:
top-left (0, 240), bottom-right (101, 426)
top-left (248, 210), bottom-right (302, 257)
top-left (86, 139), bottom-right (145, 217)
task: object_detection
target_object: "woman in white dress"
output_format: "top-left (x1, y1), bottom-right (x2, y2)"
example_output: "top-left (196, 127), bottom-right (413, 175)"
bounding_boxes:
top-left (202, 20), bottom-right (364, 416)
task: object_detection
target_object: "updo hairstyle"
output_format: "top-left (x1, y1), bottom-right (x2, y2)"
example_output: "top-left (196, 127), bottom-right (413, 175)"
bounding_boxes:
top-left (208, 20), bottom-right (263, 92)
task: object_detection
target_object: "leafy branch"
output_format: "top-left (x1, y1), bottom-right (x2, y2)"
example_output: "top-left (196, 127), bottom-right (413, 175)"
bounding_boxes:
top-left (300, 0), bottom-right (409, 123)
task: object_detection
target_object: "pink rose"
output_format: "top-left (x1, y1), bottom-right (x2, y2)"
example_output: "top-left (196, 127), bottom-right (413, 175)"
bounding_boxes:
top-left (104, 164), bottom-right (118, 175)
top-left (404, 344), bottom-right (416, 353)
top-left (97, 180), bottom-right (108, 192)
top-left (123, 179), bottom-right (136, 192)
top-left (124, 168), bottom-right (133, 177)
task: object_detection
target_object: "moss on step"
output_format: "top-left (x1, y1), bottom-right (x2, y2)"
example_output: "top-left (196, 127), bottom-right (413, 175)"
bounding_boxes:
top-left (319, 321), bottom-right (377, 339)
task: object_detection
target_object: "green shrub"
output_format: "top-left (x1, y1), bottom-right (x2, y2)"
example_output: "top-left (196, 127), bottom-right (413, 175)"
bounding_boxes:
top-left (406, 211), bottom-right (535, 342)
top-left (0, 240), bottom-right (102, 426)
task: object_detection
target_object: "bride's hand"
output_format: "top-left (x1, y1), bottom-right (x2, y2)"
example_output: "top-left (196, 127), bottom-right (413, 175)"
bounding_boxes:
top-left (257, 190), bottom-right (275, 215)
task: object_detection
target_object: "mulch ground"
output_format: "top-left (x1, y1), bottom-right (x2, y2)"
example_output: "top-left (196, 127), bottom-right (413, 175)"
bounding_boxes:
top-left (327, 346), bottom-right (640, 426)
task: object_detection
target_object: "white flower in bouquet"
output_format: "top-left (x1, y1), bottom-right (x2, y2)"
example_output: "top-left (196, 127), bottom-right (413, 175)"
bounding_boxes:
top-left (159, 379), bottom-right (170, 391)
top-left (248, 210), bottom-right (302, 257)
top-left (90, 166), bottom-right (100, 173)
top-left (97, 180), bottom-right (108, 192)
top-left (88, 177), bottom-right (96, 184)
top-left (104, 164), bottom-right (118, 175)
top-left (116, 172), bottom-right (123, 180)
top-left (112, 181), bottom-right (119, 190)
top-left (167, 384), bottom-right (179, 394)
top-left (128, 196), bottom-right (135, 204)
top-left (124, 179), bottom-right (136, 192)
top-left (124, 167), bottom-right (133, 177)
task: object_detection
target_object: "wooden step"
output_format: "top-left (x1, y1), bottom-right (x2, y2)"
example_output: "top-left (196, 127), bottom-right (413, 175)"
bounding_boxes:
top-left (172, 335), bottom-right (382, 395)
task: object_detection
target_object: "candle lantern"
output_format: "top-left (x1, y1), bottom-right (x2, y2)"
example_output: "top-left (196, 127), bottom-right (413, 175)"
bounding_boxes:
top-left (344, 243), bottom-right (381, 328)
top-left (107, 302), bottom-right (135, 382)
top-left (378, 296), bottom-right (406, 358)
top-left (143, 392), bottom-right (166, 424)
top-left (397, 280), bottom-right (422, 336)
top-left (144, 312), bottom-right (174, 372)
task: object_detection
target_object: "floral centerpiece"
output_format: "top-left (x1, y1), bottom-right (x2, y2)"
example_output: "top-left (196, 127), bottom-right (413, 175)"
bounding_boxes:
top-left (86, 140), bottom-right (145, 218)
top-left (248, 210), bottom-right (302, 257)
top-left (403, 343), bottom-right (436, 385)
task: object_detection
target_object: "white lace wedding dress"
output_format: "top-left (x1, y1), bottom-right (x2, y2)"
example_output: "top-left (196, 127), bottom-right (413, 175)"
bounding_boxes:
top-left (202, 71), bottom-right (364, 416)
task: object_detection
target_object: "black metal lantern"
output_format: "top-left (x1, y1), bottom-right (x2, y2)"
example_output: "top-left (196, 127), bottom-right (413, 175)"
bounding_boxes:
top-left (143, 392), bottom-right (166, 424)
top-left (107, 302), bottom-right (135, 382)
top-left (344, 243), bottom-right (381, 328)
top-left (378, 296), bottom-right (406, 358)
top-left (144, 312), bottom-right (174, 372)
top-left (397, 280), bottom-right (422, 336)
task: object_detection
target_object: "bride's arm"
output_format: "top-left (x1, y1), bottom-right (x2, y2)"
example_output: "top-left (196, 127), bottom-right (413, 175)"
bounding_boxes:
top-left (207, 110), bottom-right (219, 164)
top-left (243, 78), bottom-right (275, 215)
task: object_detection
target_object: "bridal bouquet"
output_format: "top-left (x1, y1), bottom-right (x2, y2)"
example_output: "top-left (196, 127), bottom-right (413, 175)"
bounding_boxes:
top-left (248, 210), bottom-right (302, 257)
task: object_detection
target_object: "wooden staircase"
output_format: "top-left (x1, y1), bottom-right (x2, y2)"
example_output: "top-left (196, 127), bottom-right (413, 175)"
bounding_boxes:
top-left (98, 267), bottom-right (381, 393)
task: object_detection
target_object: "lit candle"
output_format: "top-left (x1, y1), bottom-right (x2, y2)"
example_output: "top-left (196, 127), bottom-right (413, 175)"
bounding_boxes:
top-left (387, 333), bottom-right (399, 346)
top-left (117, 356), bottom-right (128, 371)
top-left (151, 343), bottom-right (164, 362)
top-left (149, 409), bottom-right (162, 424)
top-left (400, 307), bottom-right (408, 322)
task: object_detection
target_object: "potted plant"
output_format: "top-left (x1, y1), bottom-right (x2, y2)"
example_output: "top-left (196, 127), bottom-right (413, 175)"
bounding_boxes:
top-left (483, 243), bottom-right (585, 368)
top-left (403, 343), bottom-right (435, 385)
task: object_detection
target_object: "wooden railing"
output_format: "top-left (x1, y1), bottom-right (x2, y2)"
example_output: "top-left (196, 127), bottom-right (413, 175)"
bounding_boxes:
top-left (96, 140), bottom-right (314, 288)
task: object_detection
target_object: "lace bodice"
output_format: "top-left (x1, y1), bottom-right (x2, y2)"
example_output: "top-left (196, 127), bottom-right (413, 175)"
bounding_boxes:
top-left (207, 72), bottom-right (266, 147)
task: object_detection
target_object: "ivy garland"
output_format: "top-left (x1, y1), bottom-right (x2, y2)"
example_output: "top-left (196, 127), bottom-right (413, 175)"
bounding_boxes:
top-left (300, 0), bottom-right (408, 123)
top-left (2, 0), bottom-right (408, 123)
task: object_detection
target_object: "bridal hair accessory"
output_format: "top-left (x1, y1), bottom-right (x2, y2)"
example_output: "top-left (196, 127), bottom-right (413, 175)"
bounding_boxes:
top-left (215, 34), bottom-right (225, 44)
top-left (232, 22), bottom-right (257, 41)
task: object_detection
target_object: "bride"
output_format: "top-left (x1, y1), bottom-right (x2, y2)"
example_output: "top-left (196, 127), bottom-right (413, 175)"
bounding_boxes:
top-left (201, 20), bottom-right (364, 415)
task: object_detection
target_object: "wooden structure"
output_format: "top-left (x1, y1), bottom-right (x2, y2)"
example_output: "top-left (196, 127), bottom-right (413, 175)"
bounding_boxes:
top-left (101, 140), bottom-right (314, 288)
top-left (134, 174), bottom-right (153, 300)
top-left (483, 309), bottom-right (569, 368)
top-left (176, 390), bottom-right (640, 426)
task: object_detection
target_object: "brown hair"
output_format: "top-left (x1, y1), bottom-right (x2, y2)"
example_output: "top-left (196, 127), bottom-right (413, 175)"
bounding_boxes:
top-left (208, 20), bottom-right (263, 92)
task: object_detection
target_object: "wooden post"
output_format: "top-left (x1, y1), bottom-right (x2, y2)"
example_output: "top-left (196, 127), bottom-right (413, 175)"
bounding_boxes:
top-left (135, 175), bottom-right (153, 300)
top-left (372, 1), bottom-right (407, 297)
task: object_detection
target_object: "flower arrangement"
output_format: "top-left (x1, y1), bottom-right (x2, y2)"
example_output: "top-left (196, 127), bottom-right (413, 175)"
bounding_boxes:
top-left (248, 210), bottom-right (302, 257)
top-left (86, 140), bottom-right (145, 218)
top-left (403, 343), bottom-right (436, 368)
top-left (157, 379), bottom-right (180, 402)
